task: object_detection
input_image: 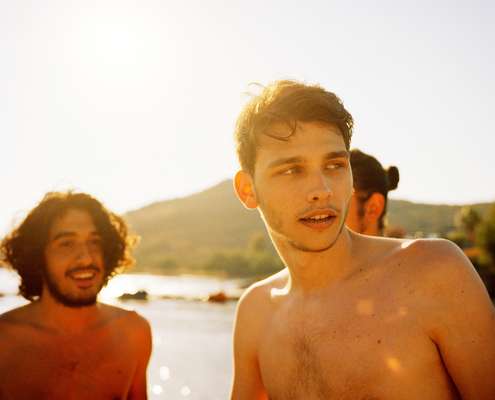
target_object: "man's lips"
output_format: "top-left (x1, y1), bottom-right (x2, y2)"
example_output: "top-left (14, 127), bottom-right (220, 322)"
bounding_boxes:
top-left (66, 266), bottom-right (100, 282)
top-left (298, 208), bottom-right (338, 230)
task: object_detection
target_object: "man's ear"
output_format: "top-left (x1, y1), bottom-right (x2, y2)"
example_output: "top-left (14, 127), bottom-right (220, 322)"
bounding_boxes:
top-left (364, 192), bottom-right (385, 222)
top-left (234, 170), bottom-right (258, 209)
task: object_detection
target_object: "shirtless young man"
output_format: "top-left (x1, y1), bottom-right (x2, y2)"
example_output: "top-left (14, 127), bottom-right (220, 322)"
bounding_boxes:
top-left (346, 149), bottom-right (399, 236)
top-left (0, 192), bottom-right (152, 400)
top-left (231, 80), bottom-right (495, 399)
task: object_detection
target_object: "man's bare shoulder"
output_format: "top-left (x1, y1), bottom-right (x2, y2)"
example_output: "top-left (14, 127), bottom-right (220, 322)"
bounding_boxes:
top-left (0, 302), bottom-right (150, 336)
top-left (99, 303), bottom-right (151, 338)
top-left (387, 238), bottom-right (493, 321)
top-left (239, 269), bottom-right (288, 307)
top-left (233, 269), bottom-right (289, 370)
top-left (358, 235), bottom-right (476, 279)
top-left (0, 302), bottom-right (38, 328)
top-left (0, 303), bottom-right (41, 351)
top-left (234, 269), bottom-right (288, 333)
top-left (393, 237), bottom-right (481, 282)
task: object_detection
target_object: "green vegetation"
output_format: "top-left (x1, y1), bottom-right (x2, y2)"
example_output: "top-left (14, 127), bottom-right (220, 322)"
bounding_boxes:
top-left (387, 201), bottom-right (489, 237)
top-left (477, 205), bottom-right (495, 274)
top-left (125, 180), bottom-right (493, 279)
top-left (447, 206), bottom-right (495, 297)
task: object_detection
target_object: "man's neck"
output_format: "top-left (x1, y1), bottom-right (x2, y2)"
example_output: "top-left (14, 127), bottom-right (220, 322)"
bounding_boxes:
top-left (276, 228), bottom-right (359, 294)
top-left (34, 294), bottom-right (103, 335)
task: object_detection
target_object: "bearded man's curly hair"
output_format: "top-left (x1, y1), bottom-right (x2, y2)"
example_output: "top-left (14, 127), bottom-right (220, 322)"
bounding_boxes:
top-left (0, 191), bottom-right (138, 301)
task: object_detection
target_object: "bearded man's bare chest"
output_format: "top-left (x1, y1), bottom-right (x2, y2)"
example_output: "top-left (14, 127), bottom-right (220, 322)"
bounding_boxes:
top-left (0, 330), bottom-right (137, 400)
top-left (257, 290), bottom-right (459, 400)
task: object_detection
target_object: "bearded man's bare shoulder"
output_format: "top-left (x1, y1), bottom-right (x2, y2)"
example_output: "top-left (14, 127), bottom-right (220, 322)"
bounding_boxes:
top-left (96, 303), bottom-right (152, 365)
top-left (99, 303), bottom-right (151, 337)
top-left (0, 304), bottom-right (40, 359)
top-left (0, 303), bottom-right (39, 332)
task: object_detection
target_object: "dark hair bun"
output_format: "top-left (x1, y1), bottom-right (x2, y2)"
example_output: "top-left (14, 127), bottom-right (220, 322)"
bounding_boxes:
top-left (387, 166), bottom-right (399, 191)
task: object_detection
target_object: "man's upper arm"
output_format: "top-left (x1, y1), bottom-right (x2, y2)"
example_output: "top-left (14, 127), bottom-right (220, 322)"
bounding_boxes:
top-left (428, 240), bottom-right (495, 400)
top-left (128, 313), bottom-right (152, 400)
top-left (231, 286), bottom-right (269, 400)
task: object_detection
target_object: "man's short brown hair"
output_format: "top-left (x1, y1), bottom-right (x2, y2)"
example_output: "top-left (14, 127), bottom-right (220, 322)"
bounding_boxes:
top-left (0, 191), bottom-right (138, 301)
top-left (234, 80), bottom-right (354, 175)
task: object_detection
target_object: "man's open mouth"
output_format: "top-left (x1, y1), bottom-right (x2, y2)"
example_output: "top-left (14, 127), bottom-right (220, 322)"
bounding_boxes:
top-left (70, 271), bottom-right (96, 280)
top-left (67, 267), bottom-right (100, 281)
top-left (298, 208), bottom-right (338, 230)
top-left (300, 214), bottom-right (336, 224)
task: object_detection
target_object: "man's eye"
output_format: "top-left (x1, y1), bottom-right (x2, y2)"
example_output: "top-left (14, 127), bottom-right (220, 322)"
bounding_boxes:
top-left (326, 162), bottom-right (345, 170)
top-left (59, 241), bottom-right (75, 248)
top-left (281, 167), bottom-right (300, 175)
top-left (89, 239), bottom-right (102, 248)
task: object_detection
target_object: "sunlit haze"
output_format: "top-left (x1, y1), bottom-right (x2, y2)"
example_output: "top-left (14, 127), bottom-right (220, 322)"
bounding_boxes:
top-left (1, 0), bottom-right (494, 234)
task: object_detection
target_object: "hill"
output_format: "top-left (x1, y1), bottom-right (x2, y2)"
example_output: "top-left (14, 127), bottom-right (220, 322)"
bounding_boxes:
top-left (125, 180), bottom-right (492, 274)
top-left (387, 200), bottom-right (490, 236)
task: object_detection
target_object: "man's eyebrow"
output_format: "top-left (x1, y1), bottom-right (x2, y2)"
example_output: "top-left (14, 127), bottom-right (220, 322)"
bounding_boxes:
top-left (51, 231), bottom-right (76, 241)
top-left (51, 230), bottom-right (100, 241)
top-left (267, 156), bottom-right (304, 169)
top-left (267, 151), bottom-right (349, 169)
top-left (324, 151), bottom-right (350, 160)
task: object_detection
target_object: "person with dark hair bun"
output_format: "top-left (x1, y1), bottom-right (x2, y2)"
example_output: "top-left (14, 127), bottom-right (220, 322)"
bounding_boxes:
top-left (346, 149), bottom-right (399, 235)
top-left (0, 191), bottom-right (151, 399)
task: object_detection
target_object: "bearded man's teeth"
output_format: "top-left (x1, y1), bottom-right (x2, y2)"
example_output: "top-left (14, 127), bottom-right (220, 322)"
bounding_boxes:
top-left (72, 271), bottom-right (95, 279)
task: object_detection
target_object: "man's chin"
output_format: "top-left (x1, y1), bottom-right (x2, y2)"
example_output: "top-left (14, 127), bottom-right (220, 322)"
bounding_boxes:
top-left (45, 281), bottom-right (100, 308)
top-left (289, 240), bottom-right (336, 253)
top-left (288, 223), bottom-right (347, 253)
top-left (51, 292), bottom-right (98, 308)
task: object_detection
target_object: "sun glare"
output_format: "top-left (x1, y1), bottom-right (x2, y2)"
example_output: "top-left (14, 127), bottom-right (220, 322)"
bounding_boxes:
top-left (61, 4), bottom-right (177, 113)
top-left (386, 357), bottom-right (403, 373)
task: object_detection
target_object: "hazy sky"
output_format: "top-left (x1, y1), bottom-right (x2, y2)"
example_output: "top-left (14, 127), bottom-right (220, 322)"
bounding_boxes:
top-left (1, 0), bottom-right (494, 234)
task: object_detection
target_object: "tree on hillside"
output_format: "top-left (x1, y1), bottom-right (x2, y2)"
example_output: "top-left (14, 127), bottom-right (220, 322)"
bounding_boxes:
top-left (248, 232), bottom-right (270, 254)
top-left (473, 204), bottom-right (495, 298)
top-left (477, 205), bottom-right (495, 269)
top-left (455, 206), bottom-right (482, 244)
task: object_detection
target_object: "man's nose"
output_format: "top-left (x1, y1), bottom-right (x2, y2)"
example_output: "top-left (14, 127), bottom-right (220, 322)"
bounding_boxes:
top-left (76, 244), bottom-right (94, 265)
top-left (306, 173), bottom-right (333, 202)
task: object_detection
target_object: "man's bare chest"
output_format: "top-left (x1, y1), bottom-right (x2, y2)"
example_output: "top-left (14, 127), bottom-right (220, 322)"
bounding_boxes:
top-left (0, 332), bottom-right (136, 399)
top-left (257, 294), bottom-right (448, 400)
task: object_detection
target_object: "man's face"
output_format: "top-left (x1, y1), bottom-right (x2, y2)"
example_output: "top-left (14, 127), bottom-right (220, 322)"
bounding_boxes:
top-left (43, 208), bottom-right (105, 307)
top-left (250, 121), bottom-right (353, 252)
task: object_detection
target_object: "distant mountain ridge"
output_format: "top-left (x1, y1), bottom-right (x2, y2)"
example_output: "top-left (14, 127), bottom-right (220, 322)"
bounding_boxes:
top-left (125, 180), bottom-right (492, 273)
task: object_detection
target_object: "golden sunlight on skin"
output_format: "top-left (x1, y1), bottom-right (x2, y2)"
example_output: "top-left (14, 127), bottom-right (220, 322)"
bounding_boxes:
top-left (401, 240), bottom-right (415, 249)
top-left (398, 306), bottom-right (408, 317)
top-left (386, 357), bottom-right (404, 374)
top-left (356, 299), bottom-right (374, 315)
top-left (384, 306), bottom-right (410, 323)
top-left (271, 286), bottom-right (289, 298)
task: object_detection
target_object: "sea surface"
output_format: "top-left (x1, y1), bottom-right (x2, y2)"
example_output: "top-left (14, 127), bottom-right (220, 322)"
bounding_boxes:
top-left (0, 269), bottom-right (242, 400)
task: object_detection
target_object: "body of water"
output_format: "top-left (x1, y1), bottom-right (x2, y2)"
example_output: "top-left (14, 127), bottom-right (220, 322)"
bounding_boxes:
top-left (0, 269), bottom-right (240, 400)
